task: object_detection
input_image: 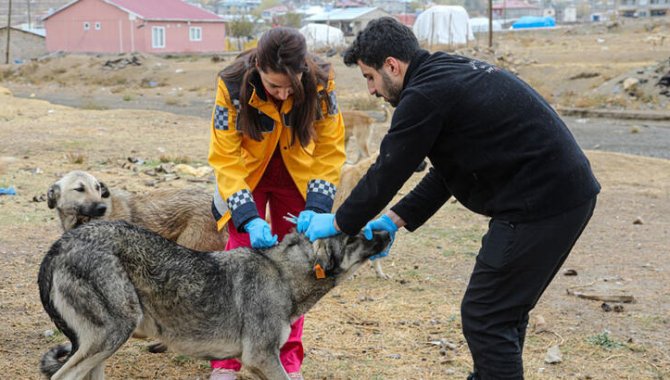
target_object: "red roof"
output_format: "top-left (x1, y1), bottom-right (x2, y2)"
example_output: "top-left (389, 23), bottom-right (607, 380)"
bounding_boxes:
top-left (110, 0), bottom-right (222, 20)
top-left (394, 14), bottom-right (417, 27)
top-left (45, 0), bottom-right (223, 21)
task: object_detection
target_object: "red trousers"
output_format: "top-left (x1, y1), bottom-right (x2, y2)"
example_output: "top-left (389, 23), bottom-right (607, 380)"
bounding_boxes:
top-left (211, 149), bottom-right (305, 373)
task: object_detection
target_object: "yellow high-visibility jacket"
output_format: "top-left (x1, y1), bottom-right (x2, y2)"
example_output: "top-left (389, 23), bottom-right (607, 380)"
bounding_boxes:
top-left (209, 68), bottom-right (346, 232)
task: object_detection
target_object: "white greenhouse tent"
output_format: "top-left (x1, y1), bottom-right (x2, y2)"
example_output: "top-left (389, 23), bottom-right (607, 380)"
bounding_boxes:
top-left (469, 17), bottom-right (503, 34)
top-left (299, 23), bottom-right (346, 50)
top-left (413, 6), bottom-right (475, 46)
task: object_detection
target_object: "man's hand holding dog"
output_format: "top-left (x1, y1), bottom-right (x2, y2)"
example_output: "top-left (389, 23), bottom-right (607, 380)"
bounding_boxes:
top-left (246, 218), bottom-right (278, 248)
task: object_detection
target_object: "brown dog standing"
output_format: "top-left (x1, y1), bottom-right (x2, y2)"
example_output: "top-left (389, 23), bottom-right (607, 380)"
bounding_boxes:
top-left (341, 105), bottom-right (390, 163)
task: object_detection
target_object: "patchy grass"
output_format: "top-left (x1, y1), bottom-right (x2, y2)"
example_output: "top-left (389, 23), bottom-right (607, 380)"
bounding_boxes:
top-left (164, 96), bottom-right (187, 107)
top-left (159, 154), bottom-right (192, 164)
top-left (587, 330), bottom-right (625, 350)
top-left (0, 67), bottom-right (14, 80)
top-left (80, 100), bottom-right (109, 110)
top-left (64, 152), bottom-right (87, 164)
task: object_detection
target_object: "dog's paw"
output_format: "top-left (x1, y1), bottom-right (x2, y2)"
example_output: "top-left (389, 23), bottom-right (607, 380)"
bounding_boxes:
top-left (372, 260), bottom-right (391, 280)
top-left (147, 341), bottom-right (168, 354)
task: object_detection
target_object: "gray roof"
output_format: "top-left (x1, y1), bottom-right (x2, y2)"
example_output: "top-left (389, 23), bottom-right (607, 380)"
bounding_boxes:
top-left (305, 7), bottom-right (379, 22)
top-left (0, 26), bottom-right (46, 38)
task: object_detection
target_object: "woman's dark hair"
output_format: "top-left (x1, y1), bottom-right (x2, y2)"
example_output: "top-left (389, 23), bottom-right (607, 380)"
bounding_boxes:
top-left (343, 17), bottom-right (420, 69)
top-left (220, 27), bottom-right (330, 147)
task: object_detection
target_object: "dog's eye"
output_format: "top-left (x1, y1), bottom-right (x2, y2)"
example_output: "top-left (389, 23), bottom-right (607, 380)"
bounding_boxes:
top-left (75, 187), bottom-right (85, 192)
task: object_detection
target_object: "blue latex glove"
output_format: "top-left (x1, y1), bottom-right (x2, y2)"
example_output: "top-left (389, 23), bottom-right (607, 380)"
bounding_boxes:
top-left (304, 213), bottom-right (340, 242)
top-left (363, 214), bottom-right (398, 260)
top-left (245, 218), bottom-right (278, 249)
top-left (296, 210), bottom-right (316, 233)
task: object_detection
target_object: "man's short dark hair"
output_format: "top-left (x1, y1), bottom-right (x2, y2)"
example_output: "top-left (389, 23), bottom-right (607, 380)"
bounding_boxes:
top-left (343, 17), bottom-right (420, 70)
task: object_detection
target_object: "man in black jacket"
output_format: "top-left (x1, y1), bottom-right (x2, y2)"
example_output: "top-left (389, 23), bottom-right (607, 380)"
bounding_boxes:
top-left (298, 17), bottom-right (600, 379)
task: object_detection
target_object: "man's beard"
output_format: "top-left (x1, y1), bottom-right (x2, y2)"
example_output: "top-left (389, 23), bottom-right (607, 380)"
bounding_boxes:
top-left (378, 70), bottom-right (402, 107)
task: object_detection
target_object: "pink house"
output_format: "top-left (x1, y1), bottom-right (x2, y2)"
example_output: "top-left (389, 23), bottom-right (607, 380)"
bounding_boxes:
top-left (43, 0), bottom-right (227, 54)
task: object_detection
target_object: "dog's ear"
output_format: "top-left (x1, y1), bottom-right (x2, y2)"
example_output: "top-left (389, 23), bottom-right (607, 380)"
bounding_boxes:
top-left (99, 181), bottom-right (110, 198)
top-left (281, 231), bottom-right (303, 248)
top-left (47, 184), bottom-right (60, 209)
top-left (314, 236), bottom-right (346, 276)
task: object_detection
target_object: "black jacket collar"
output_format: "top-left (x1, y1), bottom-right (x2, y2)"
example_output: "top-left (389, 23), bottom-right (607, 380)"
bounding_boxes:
top-left (402, 49), bottom-right (432, 91)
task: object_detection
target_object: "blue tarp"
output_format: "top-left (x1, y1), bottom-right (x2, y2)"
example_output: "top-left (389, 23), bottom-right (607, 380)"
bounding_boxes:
top-left (512, 16), bottom-right (556, 29)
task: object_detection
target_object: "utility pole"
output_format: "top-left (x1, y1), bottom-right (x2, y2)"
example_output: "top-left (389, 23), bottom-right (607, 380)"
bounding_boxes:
top-left (488, 0), bottom-right (493, 48)
top-left (5, 0), bottom-right (12, 64)
top-left (27, 0), bottom-right (31, 29)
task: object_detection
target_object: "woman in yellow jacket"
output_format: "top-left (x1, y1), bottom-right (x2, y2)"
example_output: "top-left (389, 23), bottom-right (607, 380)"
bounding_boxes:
top-left (208, 27), bottom-right (346, 380)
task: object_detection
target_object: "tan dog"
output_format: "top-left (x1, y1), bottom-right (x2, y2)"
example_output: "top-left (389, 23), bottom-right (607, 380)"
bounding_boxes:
top-left (341, 105), bottom-right (390, 163)
top-left (47, 170), bottom-right (227, 252)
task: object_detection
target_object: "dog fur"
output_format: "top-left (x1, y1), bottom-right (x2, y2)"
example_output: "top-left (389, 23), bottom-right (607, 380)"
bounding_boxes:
top-left (47, 171), bottom-right (227, 252)
top-left (47, 170), bottom-right (228, 354)
top-left (38, 221), bottom-right (390, 380)
top-left (341, 105), bottom-right (389, 163)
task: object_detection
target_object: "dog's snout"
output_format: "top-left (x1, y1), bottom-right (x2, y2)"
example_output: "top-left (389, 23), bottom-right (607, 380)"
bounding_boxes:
top-left (78, 203), bottom-right (107, 217)
top-left (94, 204), bottom-right (108, 217)
top-left (366, 230), bottom-right (391, 255)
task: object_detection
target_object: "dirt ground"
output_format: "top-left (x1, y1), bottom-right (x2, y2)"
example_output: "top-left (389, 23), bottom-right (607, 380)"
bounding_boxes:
top-left (1, 18), bottom-right (669, 380)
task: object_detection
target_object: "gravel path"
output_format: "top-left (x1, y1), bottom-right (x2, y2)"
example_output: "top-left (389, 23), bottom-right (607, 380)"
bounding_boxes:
top-left (564, 116), bottom-right (670, 160)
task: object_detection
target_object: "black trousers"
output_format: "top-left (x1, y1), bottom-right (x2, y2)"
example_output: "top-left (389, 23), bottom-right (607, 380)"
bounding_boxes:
top-left (461, 196), bottom-right (597, 380)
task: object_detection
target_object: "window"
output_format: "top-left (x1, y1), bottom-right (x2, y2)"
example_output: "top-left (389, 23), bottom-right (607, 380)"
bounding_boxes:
top-left (152, 26), bottom-right (166, 48)
top-left (189, 26), bottom-right (202, 41)
top-left (95, 22), bottom-right (102, 30)
top-left (83, 22), bottom-right (90, 31)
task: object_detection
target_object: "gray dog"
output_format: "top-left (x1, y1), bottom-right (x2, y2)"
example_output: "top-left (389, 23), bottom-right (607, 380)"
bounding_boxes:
top-left (47, 170), bottom-right (228, 354)
top-left (38, 221), bottom-right (390, 380)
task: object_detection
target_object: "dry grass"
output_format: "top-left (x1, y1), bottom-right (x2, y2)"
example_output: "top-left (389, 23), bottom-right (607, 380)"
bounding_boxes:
top-left (338, 93), bottom-right (386, 111)
top-left (64, 152), bottom-right (87, 164)
top-left (159, 154), bottom-right (192, 164)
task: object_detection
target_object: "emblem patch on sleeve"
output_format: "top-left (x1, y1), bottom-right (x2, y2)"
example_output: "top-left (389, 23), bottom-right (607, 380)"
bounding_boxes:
top-left (327, 91), bottom-right (339, 115)
top-left (308, 179), bottom-right (337, 199)
top-left (214, 105), bottom-right (229, 130)
top-left (226, 189), bottom-right (254, 211)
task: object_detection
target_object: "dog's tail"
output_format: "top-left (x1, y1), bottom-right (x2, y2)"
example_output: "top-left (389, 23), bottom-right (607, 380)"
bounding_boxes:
top-left (40, 342), bottom-right (72, 376)
top-left (38, 239), bottom-right (80, 377)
